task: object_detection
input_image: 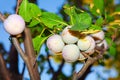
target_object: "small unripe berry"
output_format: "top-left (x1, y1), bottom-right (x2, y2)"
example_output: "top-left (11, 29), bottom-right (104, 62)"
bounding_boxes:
top-left (3, 14), bottom-right (25, 35)
top-left (77, 36), bottom-right (91, 51)
top-left (47, 34), bottom-right (65, 53)
top-left (84, 36), bottom-right (95, 55)
top-left (62, 44), bottom-right (80, 62)
top-left (61, 26), bottom-right (78, 44)
top-left (91, 31), bottom-right (105, 43)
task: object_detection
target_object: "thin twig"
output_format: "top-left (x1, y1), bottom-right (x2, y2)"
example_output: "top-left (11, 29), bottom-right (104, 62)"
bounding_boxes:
top-left (16, 0), bottom-right (22, 14)
top-left (52, 59), bottom-right (65, 80)
top-left (46, 51), bottom-right (55, 74)
top-left (11, 37), bottom-right (27, 61)
top-left (23, 27), bottom-right (40, 80)
top-left (0, 12), bottom-right (5, 22)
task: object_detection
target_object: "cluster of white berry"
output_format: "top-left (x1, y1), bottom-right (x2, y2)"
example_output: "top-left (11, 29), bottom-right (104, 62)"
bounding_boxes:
top-left (47, 26), bottom-right (108, 63)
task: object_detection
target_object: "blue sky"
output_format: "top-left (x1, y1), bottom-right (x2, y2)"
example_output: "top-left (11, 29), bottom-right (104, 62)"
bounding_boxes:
top-left (0, 0), bottom-right (118, 80)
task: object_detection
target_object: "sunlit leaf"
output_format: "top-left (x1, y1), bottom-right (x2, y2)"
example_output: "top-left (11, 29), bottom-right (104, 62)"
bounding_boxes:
top-left (33, 36), bottom-right (48, 53)
top-left (28, 3), bottom-right (41, 17)
top-left (19, 0), bottom-right (31, 22)
top-left (40, 12), bottom-right (67, 29)
top-left (88, 25), bottom-right (102, 30)
top-left (71, 12), bottom-right (92, 31)
top-left (64, 5), bottom-right (77, 25)
top-left (90, 0), bottom-right (104, 16)
top-left (29, 18), bottom-right (39, 27)
top-left (96, 17), bottom-right (104, 26)
top-left (19, 0), bottom-right (41, 22)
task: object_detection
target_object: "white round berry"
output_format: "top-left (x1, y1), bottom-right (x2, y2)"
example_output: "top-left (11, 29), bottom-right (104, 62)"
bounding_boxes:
top-left (3, 14), bottom-right (25, 35)
top-left (84, 36), bottom-right (95, 55)
top-left (47, 34), bottom-right (65, 53)
top-left (91, 31), bottom-right (105, 43)
top-left (77, 36), bottom-right (91, 51)
top-left (62, 44), bottom-right (80, 62)
top-left (61, 26), bottom-right (78, 44)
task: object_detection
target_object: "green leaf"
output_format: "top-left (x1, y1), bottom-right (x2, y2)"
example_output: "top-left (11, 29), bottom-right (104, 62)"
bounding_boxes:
top-left (29, 18), bottom-right (40, 27)
top-left (105, 37), bottom-right (116, 56)
top-left (33, 36), bottom-right (48, 53)
top-left (19, 0), bottom-right (41, 22)
top-left (90, 0), bottom-right (104, 16)
top-left (28, 3), bottom-right (41, 17)
top-left (64, 5), bottom-right (76, 25)
top-left (115, 5), bottom-right (120, 12)
top-left (96, 17), bottom-right (103, 26)
top-left (19, 0), bottom-right (31, 22)
top-left (89, 25), bottom-right (102, 30)
top-left (71, 12), bottom-right (92, 31)
top-left (40, 12), bottom-right (67, 29)
top-left (109, 46), bottom-right (116, 56)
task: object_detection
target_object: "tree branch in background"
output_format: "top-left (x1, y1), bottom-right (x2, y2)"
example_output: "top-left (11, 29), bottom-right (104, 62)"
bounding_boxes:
top-left (78, 65), bottom-right (92, 80)
top-left (9, 45), bottom-right (19, 74)
top-left (12, 35), bottom-right (40, 80)
top-left (46, 49), bottom-right (65, 80)
top-left (46, 51), bottom-right (55, 74)
top-left (72, 50), bottom-right (103, 80)
top-left (0, 53), bottom-right (11, 80)
top-left (21, 63), bottom-right (26, 76)
top-left (52, 59), bottom-right (65, 80)
top-left (8, 45), bottom-right (23, 80)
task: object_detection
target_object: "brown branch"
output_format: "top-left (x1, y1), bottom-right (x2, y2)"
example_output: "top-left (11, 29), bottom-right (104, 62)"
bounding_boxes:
top-left (0, 12), bottom-right (5, 22)
top-left (12, 34), bottom-right (39, 80)
top-left (23, 27), bottom-right (40, 80)
top-left (52, 59), bottom-right (65, 80)
top-left (78, 65), bottom-right (92, 80)
top-left (21, 63), bottom-right (26, 76)
top-left (72, 54), bottom-right (103, 80)
top-left (46, 51), bottom-right (55, 74)
top-left (0, 53), bottom-right (11, 80)
top-left (16, 0), bottom-right (40, 79)
top-left (11, 37), bottom-right (27, 61)
top-left (16, 0), bottom-right (22, 14)
top-left (9, 45), bottom-right (19, 74)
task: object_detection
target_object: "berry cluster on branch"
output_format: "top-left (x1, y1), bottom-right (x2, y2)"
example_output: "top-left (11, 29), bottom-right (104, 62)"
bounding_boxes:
top-left (47, 26), bottom-right (108, 63)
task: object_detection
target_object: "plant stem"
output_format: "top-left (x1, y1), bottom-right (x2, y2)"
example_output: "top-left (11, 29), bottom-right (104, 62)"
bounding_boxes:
top-left (24, 27), bottom-right (40, 80)
top-left (0, 54), bottom-right (11, 80)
